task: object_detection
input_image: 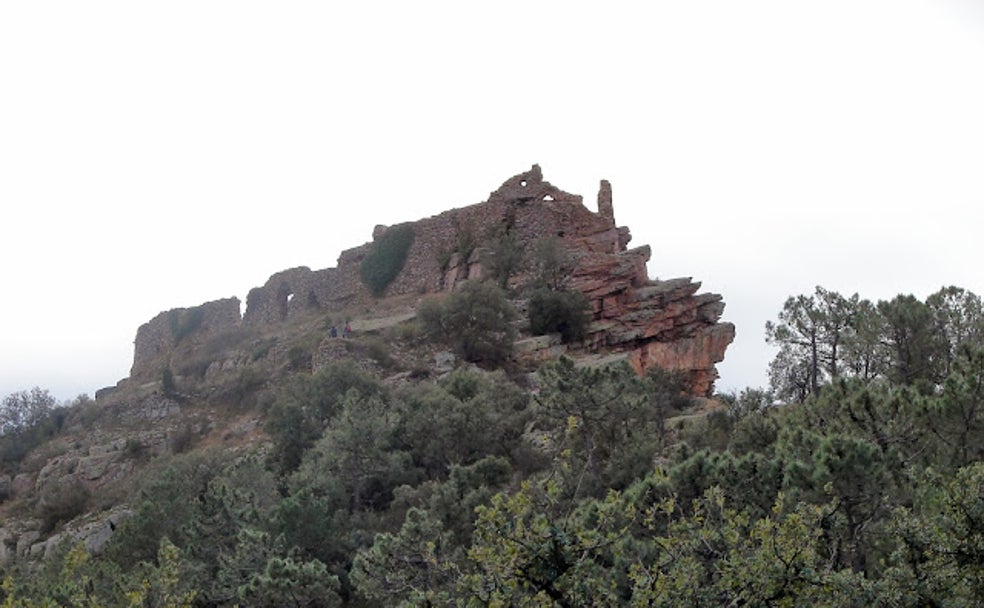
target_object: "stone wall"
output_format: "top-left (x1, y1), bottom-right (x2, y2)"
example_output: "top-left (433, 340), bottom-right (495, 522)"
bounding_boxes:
top-left (131, 297), bottom-right (241, 380)
top-left (242, 266), bottom-right (351, 326)
top-left (233, 164), bottom-right (625, 320)
top-left (130, 165), bottom-right (735, 395)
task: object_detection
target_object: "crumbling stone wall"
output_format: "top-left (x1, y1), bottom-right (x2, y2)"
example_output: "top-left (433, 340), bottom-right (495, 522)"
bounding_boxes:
top-left (243, 266), bottom-right (344, 325)
top-left (131, 165), bottom-right (736, 395)
top-left (237, 164), bottom-right (628, 320)
top-left (374, 164), bottom-right (629, 296)
top-left (131, 297), bottom-right (241, 380)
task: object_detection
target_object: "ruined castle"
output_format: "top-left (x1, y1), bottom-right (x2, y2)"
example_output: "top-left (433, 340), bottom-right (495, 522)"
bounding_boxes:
top-left (131, 166), bottom-right (735, 395)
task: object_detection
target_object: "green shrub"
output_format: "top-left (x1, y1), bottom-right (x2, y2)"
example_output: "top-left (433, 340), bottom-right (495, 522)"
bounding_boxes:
top-left (287, 345), bottom-right (310, 371)
top-left (0, 389), bottom-right (66, 472)
top-left (38, 479), bottom-right (90, 533)
top-left (364, 337), bottom-right (397, 370)
top-left (485, 228), bottom-right (525, 289)
top-left (251, 338), bottom-right (277, 362)
top-left (360, 224), bottom-right (415, 297)
top-left (169, 306), bottom-right (205, 343)
top-left (169, 422), bottom-right (196, 454)
top-left (161, 367), bottom-right (176, 396)
top-left (419, 281), bottom-right (517, 365)
top-left (124, 438), bottom-right (147, 461)
top-left (528, 237), bottom-right (573, 290)
top-left (528, 287), bottom-right (591, 343)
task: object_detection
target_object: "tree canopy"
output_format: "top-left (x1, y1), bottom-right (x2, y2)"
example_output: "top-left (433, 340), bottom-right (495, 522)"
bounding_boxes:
top-left (4, 286), bottom-right (984, 606)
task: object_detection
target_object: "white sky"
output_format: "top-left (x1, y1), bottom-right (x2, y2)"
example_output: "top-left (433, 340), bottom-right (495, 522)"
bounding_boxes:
top-left (2, 1), bottom-right (983, 400)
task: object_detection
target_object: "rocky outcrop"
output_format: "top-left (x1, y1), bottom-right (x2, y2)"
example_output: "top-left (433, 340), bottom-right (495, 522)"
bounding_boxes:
top-left (128, 165), bottom-right (734, 395)
top-left (572, 269), bottom-right (736, 394)
top-left (131, 298), bottom-right (241, 381)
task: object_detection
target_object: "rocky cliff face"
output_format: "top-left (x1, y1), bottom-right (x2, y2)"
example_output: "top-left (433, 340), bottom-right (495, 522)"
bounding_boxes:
top-left (129, 165), bottom-right (734, 395)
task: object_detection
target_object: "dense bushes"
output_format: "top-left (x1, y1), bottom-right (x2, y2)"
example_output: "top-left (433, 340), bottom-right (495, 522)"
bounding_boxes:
top-left (11, 285), bottom-right (984, 605)
top-left (360, 224), bottom-right (415, 296)
top-left (528, 287), bottom-right (591, 343)
top-left (12, 346), bottom-right (984, 605)
top-left (264, 360), bottom-right (385, 474)
top-left (418, 280), bottom-right (517, 365)
top-left (168, 305), bottom-right (205, 343)
top-left (0, 388), bottom-right (65, 472)
top-left (37, 479), bottom-right (90, 533)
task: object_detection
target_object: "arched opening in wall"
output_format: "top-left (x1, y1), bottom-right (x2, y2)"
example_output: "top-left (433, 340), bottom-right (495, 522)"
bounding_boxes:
top-left (543, 195), bottom-right (554, 202)
top-left (277, 283), bottom-right (293, 320)
top-left (520, 180), bottom-right (527, 187)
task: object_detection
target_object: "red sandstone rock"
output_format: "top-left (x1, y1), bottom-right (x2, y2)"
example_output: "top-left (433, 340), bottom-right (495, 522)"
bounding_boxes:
top-left (130, 166), bottom-right (735, 396)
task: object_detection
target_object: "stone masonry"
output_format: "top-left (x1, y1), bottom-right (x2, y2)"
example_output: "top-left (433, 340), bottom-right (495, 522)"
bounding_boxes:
top-left (130, 165), bottom-right (735, 395)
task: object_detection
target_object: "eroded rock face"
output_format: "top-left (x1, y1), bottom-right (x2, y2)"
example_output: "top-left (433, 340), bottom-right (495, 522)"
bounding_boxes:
top-left (570, 265), bottom-right (737, 394)
top-left (129, 165), bottom-right (734, 395)
top-left (131, 298), bottom-right (241, 381)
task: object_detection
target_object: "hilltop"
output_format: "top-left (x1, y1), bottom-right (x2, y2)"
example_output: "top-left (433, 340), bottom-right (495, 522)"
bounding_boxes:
top-left (1, 168), bottom-right (983, 607)
top-left (0, 166), bottom-right (736, 599)
top-left (125, 164), bottom-right (733, 398)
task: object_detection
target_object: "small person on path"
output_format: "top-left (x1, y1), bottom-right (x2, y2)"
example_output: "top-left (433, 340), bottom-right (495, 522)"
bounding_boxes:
top-left (329, 325), bottom-right (338, 338)
top-left (343, 322), bottom-right (352, 339)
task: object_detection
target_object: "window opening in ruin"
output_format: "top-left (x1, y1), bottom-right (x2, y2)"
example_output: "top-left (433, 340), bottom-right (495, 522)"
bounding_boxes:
top-left (520, 180), bottom-right (527, 187)
top-left (543, 194), bottom-right (554, 201)
top-left (287, 293), bottom-right (295, 302)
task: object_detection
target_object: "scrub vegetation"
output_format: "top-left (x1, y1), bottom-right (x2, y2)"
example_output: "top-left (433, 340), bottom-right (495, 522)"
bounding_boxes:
top-left (2, 285), bottom-right (984, 606)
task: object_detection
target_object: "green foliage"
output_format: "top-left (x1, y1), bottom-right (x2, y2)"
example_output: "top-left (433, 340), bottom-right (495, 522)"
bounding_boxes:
top-left (919, 345), bottom-right (984, 468)
top-left (129, 538), bottom-right (198, 608)
top-left (528, 287), bottom-right (591, 343)
top-left (0, 390), bottom-right (65, 473)
top-left (351, 507), bottom-right (462, 605)
top-left (37, 480), bottom-right (91, 534)
top-left (418, 280), bottom-right (518, 365)
top-left (361, 336), bottom-right (397, 370)
top-left (1, 542), bottom-right (126, 607)
top-left (239, 556), bottom-right (342, 608)
top-left (455, 223), bottom-right (477, 264)
top-left (168, 306), bottom-right (205, 343)
top-left (484, 227), bottom-right (526, 289)
top-left (167, 422), bottom-right (196, 455)
top-left (0, 387), bottom-right (59, 437)
top-left (359, 224), bottom-right (415, 297)
top-left (264, 360), bottom-right (385, 474)
top-left (290, 390), bottom-right (418, 513)
top-left (881, 464), bottom-right (984, 605)
top-left (534, 358), bottom-right (690, 496)
top-left (878, 294), bottom-right (941, 389)
top-left (767, 285), bottom-right (984, 399)
top-left (16, 287), bottom-right (984, 606)
top-left (528, 237), bottom-right (573, 291)
top-left (0, 537), bottom-right (200, 608)
top-left (105, 450), bottom-right (233, 566)
top-left (161, 367), bottom-right (176, 397)
top-left (462, 477), bottom-right (632, 606)
top-left (250, 337), bottom-right (277, 362)
top-left (765, 286), bottom-right (861, 401)
top-left (393, 369), bottom-right (532, 479)
top-left (626, 488), bottom-right (869, 607)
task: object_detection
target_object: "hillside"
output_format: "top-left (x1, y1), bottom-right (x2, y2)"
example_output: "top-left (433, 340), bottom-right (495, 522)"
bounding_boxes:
top-left (0, 166), bottom-right (735, 575)
top-left (11, 171), bottom-right (984, 606)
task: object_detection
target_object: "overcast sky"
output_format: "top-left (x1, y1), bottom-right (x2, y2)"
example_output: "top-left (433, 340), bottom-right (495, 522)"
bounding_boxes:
top-left (2, 1), bottom-right (983, 401)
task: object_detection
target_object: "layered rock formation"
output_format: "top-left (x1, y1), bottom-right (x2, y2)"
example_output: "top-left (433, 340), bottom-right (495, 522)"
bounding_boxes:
top-left (129, 166), bottom-right (735, 395)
